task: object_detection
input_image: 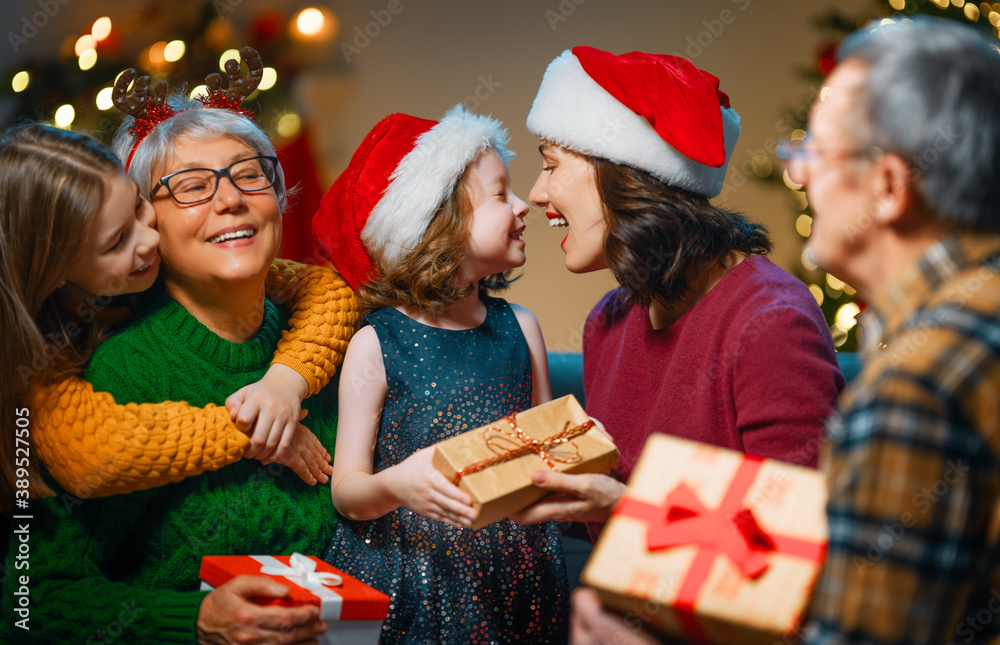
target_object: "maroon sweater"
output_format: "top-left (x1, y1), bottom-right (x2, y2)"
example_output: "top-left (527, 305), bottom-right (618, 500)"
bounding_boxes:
top-left (583, 256), bottom-right (843, 482)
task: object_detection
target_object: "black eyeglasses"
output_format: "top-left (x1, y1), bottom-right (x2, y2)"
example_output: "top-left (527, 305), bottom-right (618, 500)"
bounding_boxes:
top-left (150, 155), bottom-right (279, 205)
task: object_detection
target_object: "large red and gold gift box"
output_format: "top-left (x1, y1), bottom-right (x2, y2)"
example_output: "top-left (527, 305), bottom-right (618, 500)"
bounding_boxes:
top-left (582, 434), bottom-right (827, 644)
top-left (432, 394), bottom-right (620, 530)
top-left (199, 554), bottom-right (390, 645)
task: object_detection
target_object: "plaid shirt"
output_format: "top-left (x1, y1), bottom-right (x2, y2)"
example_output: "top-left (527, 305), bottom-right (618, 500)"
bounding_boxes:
top-left (805, 234), bottom-right (1000, 645)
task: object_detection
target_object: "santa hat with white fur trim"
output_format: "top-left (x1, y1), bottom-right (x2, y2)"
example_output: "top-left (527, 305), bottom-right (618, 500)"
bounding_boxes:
top-left (526, 46), bottom-right (740, 199)
top-left (313, 104), bottom-right (512, 290)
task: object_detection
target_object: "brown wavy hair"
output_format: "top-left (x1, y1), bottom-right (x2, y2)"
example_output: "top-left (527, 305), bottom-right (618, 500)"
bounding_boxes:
top-left (0, 124), bottom-right (123, 504)
top-left (592, 156), bottom-right (772, 308)
top-left (360, 154), bottom-right (514, 314)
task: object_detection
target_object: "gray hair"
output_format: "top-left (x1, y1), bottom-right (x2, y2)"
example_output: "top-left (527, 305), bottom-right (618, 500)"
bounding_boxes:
top-left (837, 16), bottom-right (1000, 232)
top-left (111, 94), bottom-right (288, 212)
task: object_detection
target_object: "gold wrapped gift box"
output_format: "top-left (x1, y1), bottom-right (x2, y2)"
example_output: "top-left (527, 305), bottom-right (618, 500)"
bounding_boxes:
top-left (583, 434), bottom-right (828, 644)
top-left (432, 394), bottom-right (620, 530)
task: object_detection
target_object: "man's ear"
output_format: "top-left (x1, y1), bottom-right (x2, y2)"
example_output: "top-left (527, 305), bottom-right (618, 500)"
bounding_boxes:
top-left (870, 153), bottom-right (915, 226)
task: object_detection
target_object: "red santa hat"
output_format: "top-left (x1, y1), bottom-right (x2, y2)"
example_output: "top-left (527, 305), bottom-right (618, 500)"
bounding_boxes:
top-left (526, 46), bottom-right (740, 199)
top-left (312, 105), bottom-right (512, 290)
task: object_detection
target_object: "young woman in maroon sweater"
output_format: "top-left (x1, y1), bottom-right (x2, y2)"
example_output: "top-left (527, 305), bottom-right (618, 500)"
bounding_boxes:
top-left (513, 47), bottom-right (843, 528)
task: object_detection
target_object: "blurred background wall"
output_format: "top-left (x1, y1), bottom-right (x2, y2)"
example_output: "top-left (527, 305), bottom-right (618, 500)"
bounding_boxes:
top-left (6, 0), bottom-right (990, 351)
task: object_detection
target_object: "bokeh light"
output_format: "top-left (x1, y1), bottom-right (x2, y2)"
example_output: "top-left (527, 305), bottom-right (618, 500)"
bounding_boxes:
top-left (795, 214), bottom-right (812, 238)
top-left (148, 41), bottom-right (167, 65)
top-left (11, 71), bottom-right (29, 93)
top-left (219, 49), bottom-right (240, 71)
top-left (75, 35), bottom-right (96, 57)
top-left (259, 67), bottom-right (278, 91)
top-left (275, 111), bottom-right (302, 138)
top-left (78, 49), bottom-right (97, 71)
top-left (92, 17), bottom-right (112, 41)
top-left (835, 303), bottom-right (862, 330)
top-left (54, 105), bottom-right (75, 128)
top-left (96, 87), bottom-right (114, 110)
top-left (164, 40), bottom-right (186, 62)
top-left (296, 8), bottom-right (325, 36)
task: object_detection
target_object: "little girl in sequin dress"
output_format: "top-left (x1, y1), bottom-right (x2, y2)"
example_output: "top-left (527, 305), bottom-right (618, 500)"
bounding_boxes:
top-left (313, 105), bottom-right (568, 644)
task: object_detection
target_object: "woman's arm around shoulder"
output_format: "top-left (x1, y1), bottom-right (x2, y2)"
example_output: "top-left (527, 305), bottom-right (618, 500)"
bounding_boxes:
top-left (223, 259), bottom-right (358, 483)
top-left (31, 376), bottom-right (249, 498)
top-left (265, 258), bottom-right (361, 396)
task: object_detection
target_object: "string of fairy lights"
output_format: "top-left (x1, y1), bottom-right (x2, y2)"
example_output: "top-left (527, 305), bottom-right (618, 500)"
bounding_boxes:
top-left (7, 5), bottom-right (338, 139)
top-left (911, 0), bottom-right (1000, 30)
top-left (776, 128), bottom-right (863, 349)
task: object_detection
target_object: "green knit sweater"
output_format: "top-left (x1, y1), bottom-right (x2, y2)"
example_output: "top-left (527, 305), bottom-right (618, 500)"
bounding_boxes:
top-left (4, 291), bottom-right (338, 644)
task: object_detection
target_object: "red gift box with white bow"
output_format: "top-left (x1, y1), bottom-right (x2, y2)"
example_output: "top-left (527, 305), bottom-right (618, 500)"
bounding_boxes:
top-left (582, 434), bottom-right (828, 645)
top-left (199, 554), bottom-right (390, 645)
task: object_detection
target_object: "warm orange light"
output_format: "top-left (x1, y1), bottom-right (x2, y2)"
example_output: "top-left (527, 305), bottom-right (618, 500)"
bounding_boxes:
top-left (75, 35), bottom-right (96, 56)
top-left (290, 6), bottom-right (338, 42)
top-left (92, 17), bottom-right (112, 41)
top-left (296, 8), bottom-right (324, 36)
top-left (148, 41), bottom-right (167, 65)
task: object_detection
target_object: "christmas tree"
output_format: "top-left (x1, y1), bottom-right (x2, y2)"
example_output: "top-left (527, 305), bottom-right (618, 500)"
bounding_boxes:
top-left (1, 1), bottom-right (342, 262)
top-left (767, 0), bottom-right (1000, 351)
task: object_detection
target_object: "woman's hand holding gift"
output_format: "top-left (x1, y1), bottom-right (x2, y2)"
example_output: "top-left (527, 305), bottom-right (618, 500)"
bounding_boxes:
top-left (511, 470), bottom-right (626, 525)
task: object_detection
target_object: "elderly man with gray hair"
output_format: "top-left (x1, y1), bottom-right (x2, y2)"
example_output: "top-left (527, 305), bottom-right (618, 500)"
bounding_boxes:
top-left (792, 15), bottom-right (1000, 645)
top-left (568, 15), bottom-right (1000, 645)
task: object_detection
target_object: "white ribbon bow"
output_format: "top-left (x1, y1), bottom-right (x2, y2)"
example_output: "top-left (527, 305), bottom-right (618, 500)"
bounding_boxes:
top-left (258, 553), bottom-right (343, 591)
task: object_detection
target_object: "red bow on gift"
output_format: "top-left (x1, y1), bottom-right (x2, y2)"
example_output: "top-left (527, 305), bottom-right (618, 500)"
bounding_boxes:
top-left (614, 456), bottom-right (825, 644)
top-left (451, 415), bottom-right (594, 484)
top-left (646, 483), bottom-right (776, 579)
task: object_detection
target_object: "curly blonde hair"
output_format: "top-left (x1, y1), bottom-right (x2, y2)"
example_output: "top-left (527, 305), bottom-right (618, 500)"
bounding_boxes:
top-left (360, 156), bottom-right (513, 314)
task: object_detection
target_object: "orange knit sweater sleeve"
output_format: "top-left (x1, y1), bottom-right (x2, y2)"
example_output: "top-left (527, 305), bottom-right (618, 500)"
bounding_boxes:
top-left (265, 258), bottom-right (360, 396)
top-left (33, 260), bottom-right (359, 498)
top-left (32, 378), bottom-right (250, 499)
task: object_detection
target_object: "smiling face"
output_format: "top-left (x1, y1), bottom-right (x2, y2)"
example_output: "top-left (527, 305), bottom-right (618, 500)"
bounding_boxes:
top-left (529, 142), bottom-right (608, 273)
top-left (460, 148), bottom-right (530, 283)
top-left (63, 170), bottom-right (160, 299)
top-left (150, 136), bottom-right (282, 296)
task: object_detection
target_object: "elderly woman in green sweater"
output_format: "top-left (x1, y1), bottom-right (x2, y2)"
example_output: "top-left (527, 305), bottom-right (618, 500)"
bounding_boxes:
top-left (14, 90), bottom-right (338, 643)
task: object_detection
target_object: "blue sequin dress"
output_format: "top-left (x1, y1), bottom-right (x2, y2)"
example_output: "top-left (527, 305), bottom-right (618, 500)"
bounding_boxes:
top-left (325, 296), bottom-right (569, 644)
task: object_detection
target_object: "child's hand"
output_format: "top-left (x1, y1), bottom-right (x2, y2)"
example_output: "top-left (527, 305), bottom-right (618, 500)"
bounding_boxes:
top-left (226, 363), bottom-right (332, 485)
top-left (263, 421), bottom-right (334, 486)
top-left (392, 446), bottom-right (478, 529)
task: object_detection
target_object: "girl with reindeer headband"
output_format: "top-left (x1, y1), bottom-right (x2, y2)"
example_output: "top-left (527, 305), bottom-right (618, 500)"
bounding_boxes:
top-left (312, 106), bottom-right (569, 643)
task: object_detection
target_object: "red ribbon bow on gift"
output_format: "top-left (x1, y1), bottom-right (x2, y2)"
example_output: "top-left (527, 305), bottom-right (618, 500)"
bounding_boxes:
top-left (646, 482), bottom-right (776, 579)
top-left (615, 456), bottom-right (825, 644)
top-left (452, 415), bottom-right (595, 484)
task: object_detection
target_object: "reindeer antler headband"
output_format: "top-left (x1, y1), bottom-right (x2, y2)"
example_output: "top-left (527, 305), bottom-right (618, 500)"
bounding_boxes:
top-left (114, 46), bottom-right (264, 171)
